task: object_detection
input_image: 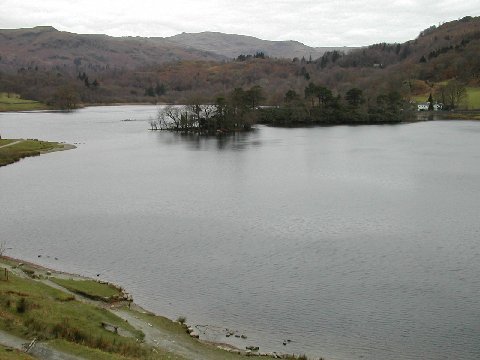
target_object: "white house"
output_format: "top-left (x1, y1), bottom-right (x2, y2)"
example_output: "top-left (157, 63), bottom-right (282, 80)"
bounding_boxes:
top-left (417, 103), bottom-right (430, 111)
top-left (417, 102), bottom-right (444, 111)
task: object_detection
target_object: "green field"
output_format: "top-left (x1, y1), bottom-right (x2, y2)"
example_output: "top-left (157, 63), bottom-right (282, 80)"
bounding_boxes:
top-left (0, 92), bottom-right (48, 112)
top-left (0, 139), bottom-right (65, 167)
top-left (466, 87), bottom-right (480, 109)
top-left (412, 86), bottom-right (480, 109)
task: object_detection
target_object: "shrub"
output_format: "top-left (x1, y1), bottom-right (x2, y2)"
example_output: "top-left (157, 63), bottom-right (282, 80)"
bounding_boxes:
top-left (176, 316), bottom-right (187, 325)
top-left (16, 297), bottom-right (27, 313)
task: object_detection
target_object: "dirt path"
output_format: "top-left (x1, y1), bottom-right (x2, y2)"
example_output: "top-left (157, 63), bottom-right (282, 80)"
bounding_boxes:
top-left (112, 309), bottom-right (206, 360)
top-left (3, 264), bottom-right (200, 358)
top-left (2, 261), bottom-right (254, 360)
top-left (0, 330), bottom-right (82, 360)
top-left (0, 330), bottom-right (26, 350)
top-left (0, 140), bottom-right (23, 149)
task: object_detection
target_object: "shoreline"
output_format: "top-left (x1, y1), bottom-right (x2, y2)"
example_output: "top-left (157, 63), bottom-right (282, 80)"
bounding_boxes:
top-left (0, 139), bottom-right (76, 167)
top-left (1, 255), bottom-right (307, 359)
top-left (0, 137), bottom-right (312, 359)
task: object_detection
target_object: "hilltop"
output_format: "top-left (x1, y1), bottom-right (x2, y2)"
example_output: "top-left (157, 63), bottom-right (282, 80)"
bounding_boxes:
top-left (164, 31), bottom-right (350, 59)
top-left (0, 26), bottom-right (345, 74)
top-left (0, 26), bottom-right (224, 72)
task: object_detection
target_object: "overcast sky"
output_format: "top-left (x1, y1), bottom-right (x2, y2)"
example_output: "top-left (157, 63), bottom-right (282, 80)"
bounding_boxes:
top-left (1, 0), bottom-right (478, 46)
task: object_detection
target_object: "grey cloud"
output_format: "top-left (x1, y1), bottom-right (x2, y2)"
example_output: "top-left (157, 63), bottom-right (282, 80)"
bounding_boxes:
top-left (0, 0), bottom-right (478, 46)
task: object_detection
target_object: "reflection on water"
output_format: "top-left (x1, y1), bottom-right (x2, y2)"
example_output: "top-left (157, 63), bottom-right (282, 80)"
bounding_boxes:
top-left (1, 106), bottom-right (479, 360)
top-left (156, 129), bottom-right (262, 151)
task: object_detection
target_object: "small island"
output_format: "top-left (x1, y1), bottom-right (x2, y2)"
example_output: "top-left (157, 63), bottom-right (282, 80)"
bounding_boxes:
top-left (149, 83), bottom-right (411, 135)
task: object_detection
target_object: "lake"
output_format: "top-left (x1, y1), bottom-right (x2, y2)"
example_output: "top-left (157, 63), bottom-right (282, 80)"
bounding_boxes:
top-left (1, 106), bottom-right (479, 360)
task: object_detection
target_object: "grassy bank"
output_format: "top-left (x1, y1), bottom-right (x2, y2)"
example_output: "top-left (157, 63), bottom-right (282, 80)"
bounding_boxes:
top-left (441, 111), bottom-right (480, 120)
top-left (0, 259), bottom-right (183, 359)
top-left (0, 93), bottom-right (48, 112)
top-left (50, 278), bottom-right (125, 302)
top-left (0, 139), bottom-right (71, 167)
top-left (1, 257), bottom-right (317, 360)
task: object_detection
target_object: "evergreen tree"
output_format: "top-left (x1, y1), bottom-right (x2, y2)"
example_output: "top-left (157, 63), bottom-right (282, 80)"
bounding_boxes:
top-left (428, 93), bottom-right (434, 110)
top-left (155, 83), bottom-right (166, 96)
top-left (145, 86), bottom-right (155, 97)
top-left (345, 88), bottom-right (364, 107)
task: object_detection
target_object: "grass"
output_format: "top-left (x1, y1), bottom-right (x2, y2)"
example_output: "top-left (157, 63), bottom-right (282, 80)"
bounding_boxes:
top-left (0, 92), bottom-right (48, 112)
top-left (0, 272), bottom-right (147, 359)
top-left (0, 344), bottom-right (36, 360)
top-left (1, 256), bottom-right (320, 360)
top-left (442, 112), bottom-right (480, 120)
top-left (0, 259), bottom-right (39, 280)
top-left (466, 87), bottom-right (480, 109)
top-left (122, 308), bottom-right (269, 360)
top-left (412, 85), bottom-right (480, 109)
top-left (0, 139), bottom-right (65, 167)
top-left (50, 340), bottom-right (135, 360)
top-left (0, 139), bottom-right (17, 146)
top-left (0, 259), bottom-right (186, 360)
top-left (50, 278), bottom-right (123, 302)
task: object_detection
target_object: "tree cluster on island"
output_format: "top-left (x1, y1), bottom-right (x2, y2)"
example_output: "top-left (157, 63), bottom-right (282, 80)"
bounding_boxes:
top-left (150, 82), bottom-right (412, 134)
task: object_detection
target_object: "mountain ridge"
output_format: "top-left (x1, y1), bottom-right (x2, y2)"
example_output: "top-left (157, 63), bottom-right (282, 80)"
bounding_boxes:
top-left (163, 31), bottom-right (351, 59)
top-left (0, 26), bottom-right (225, 72)
top-left (0, 17), bottom-right (478, 108)
top-left (0, 26), bottom-right (352, 73)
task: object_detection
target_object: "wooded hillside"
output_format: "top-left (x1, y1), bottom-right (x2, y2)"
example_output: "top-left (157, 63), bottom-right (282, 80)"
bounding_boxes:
top-left (0, 17), bottom-right (478, 109)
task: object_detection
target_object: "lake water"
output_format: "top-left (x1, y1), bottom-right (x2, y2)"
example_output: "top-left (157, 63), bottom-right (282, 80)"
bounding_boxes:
top-left (1, 106), bottom-right (479, 360)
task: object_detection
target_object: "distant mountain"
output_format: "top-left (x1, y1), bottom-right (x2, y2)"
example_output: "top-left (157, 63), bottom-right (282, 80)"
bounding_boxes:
top-left (0, 26), bottom-right (353, 75)
top-left (165, 31), bottom-right (352, 59)
top-left (0, 26), bottom-right (225, 72)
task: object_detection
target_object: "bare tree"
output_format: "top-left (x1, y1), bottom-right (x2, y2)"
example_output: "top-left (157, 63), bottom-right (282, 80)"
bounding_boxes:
top-left (148, 116), bottom-right (158, 130)
top-left (436, 80), bottom-right (467, 109)
top-left (159, 105), bottom-right (183, 130)
top-left (201, 104), bottom-right (217, 121)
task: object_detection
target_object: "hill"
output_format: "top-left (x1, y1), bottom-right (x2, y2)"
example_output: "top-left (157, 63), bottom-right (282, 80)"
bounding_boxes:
top-left (164, 31), bottom-right (351, 59)
top-left (0, 26), bottom-right (224, 73)
top-left (0, 26), bottom-right (350, 75)
top-left (0, 17), bottom-right (479, 109)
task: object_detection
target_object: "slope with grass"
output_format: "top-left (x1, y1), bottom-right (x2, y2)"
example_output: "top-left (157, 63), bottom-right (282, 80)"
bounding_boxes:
top-left (412, 83), bottom-right (480, 110)
top-left (1, 258), bottom-right (313, 360)
top-left (0, 92), bottom-right (48, 112)
top-left (50, 278), bottom-right (125, 302)
top-left (466, 87), bottom-right (480, 109)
